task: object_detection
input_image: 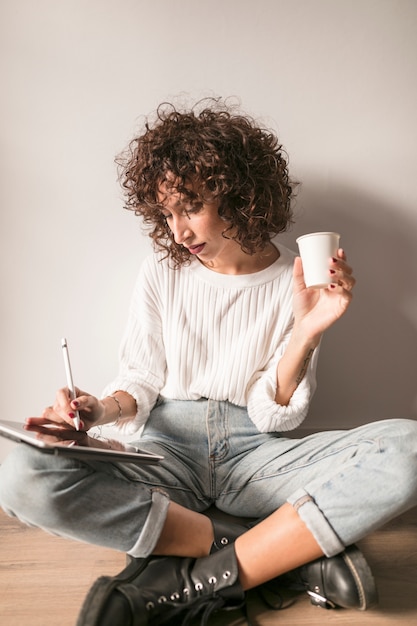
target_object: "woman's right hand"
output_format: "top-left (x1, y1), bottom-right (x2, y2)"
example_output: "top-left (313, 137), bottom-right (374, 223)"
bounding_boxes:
top-left (25, 387), bottom-right (105, 433)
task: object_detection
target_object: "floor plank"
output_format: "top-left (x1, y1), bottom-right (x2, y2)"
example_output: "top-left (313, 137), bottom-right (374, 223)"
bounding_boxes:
top-left (0, 507), bottom-right (416, 625)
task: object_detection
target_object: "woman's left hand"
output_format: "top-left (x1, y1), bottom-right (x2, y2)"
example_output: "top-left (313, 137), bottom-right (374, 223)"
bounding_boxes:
top-left (292, 248), bottom-right (356, 343)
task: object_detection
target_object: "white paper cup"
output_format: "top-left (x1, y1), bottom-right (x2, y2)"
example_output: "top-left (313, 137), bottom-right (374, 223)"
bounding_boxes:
top-left (296, 232), bottom-right (340, 288)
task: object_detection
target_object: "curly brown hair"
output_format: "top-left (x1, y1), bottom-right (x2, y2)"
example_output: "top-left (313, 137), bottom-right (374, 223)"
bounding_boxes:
top-left (117, 98), bottom-right (294, 267)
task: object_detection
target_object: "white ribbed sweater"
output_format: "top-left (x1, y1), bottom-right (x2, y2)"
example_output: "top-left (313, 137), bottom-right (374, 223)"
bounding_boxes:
top-left (103, 244), bottom-right (318, 434)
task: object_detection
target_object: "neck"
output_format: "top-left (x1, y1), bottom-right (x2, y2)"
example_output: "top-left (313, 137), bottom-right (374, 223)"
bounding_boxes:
top-left (200, 243), bottom-right (280, 275)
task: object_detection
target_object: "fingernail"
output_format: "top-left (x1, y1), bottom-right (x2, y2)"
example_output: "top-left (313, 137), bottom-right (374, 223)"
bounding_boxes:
top-left (68, 412), bottom-right (75, 419)
top-left (72, 400), bottom-right (79, 408)
top-left (332, 257), bottom-right (338, 263)
top-left (329, 269), bottom-right (336, 274)
top-left (329, 283), bottom-right (337, 289)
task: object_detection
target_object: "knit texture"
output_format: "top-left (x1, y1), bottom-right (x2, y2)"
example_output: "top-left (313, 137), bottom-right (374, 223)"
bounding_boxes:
top-left (103, 244), bottom-right (318, 434)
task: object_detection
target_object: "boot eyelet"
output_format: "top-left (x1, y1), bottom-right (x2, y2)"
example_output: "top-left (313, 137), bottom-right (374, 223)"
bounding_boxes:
top-left (183, 587), bottom-right (190, 595)
top-left (195, 582), bottom-right (203, 591)
top-left (208, 576), bottom-right (217, 584)
top-left (220, 537), bottom-right (228, 545)
top-left (158, 595), bottom-right (167, 603)
top-left (170, 592), bottom-right (180, 600)
top-left (223, 570), bottom-right (231, 580)
top-left (145, 602), bottom-right (154, 611)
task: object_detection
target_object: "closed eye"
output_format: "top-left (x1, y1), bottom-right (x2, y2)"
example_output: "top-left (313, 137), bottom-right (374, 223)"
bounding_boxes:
top-left (184, 203), bottom-right (203, 217)
top-left (160, 203), bottom-right (203, 221)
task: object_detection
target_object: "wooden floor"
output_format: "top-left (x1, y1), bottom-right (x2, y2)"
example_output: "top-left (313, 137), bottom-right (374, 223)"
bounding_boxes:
top-left (1, 507), bottom-right (417, 626)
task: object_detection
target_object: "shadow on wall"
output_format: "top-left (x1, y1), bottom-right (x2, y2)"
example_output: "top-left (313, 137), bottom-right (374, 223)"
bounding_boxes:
top-left (278, 180), bottom-right (417, 429)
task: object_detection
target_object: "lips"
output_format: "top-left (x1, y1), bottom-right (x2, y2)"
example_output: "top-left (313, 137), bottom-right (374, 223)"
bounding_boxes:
top-left (188, 244), bottom-right (206, 255)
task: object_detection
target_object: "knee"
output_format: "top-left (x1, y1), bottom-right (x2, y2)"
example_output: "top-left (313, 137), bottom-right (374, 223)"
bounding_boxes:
top-left (0, 444), bottom-right (52, 519)
top-left (381, 418), bottom-right (417, 456)
top-left (379, 418), bottom-right (417, 501)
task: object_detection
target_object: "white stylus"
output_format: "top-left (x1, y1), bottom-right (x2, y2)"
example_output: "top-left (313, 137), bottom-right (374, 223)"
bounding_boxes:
top-left (61, 338), bottom-right (81, 431)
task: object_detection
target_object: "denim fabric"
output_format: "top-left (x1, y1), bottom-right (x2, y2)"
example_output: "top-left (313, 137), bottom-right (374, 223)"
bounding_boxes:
top-left (1, 398), bottom-right (417, 558)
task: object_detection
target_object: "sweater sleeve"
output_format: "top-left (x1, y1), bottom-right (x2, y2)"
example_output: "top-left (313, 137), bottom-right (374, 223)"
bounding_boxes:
top-left (101, 257), bottom-right (166, 435)
top-left (246, 322), bottom-right (320, 434)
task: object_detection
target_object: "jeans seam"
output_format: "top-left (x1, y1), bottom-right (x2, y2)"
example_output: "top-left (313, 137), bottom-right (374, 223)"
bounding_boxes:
top-left (247, 439), bottom-right (378, 482)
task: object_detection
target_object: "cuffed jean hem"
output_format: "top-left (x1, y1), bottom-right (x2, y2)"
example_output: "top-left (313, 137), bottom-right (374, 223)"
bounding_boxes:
top-left (288, 488), bottom-right (345, 558)
top-left (127, 488), bottom-right (170, 558)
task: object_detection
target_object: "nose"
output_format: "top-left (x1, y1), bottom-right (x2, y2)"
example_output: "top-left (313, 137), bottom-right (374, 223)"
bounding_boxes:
top-left (170, 214), bottom-right (193, 245)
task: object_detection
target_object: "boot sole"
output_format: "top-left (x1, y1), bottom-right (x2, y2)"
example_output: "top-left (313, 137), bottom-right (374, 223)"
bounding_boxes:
top-left (341, 545), bottom-right (378, 611)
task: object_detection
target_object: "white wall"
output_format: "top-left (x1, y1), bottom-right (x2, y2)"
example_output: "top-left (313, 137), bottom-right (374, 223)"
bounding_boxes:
top-left (1, 0), bottom-right (417, 461)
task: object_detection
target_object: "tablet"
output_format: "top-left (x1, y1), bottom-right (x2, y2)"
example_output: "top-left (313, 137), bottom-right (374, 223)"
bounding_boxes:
top-left (0, 420), bottom-right (163, 465)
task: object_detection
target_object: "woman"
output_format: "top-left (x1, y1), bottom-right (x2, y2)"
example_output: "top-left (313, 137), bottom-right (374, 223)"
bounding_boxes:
top-left (1, 99), bottom-right (417, 626)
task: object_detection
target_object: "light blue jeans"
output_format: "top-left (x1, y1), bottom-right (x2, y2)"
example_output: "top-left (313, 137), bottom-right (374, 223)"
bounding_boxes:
top-left (1, 399), bottom-right (417, 558)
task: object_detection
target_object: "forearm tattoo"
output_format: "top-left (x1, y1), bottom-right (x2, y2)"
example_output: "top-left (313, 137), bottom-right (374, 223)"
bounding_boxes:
top-left (295, 348), bottom-right (315, 385)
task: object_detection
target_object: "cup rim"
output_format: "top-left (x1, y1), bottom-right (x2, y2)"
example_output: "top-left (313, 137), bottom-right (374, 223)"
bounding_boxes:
top-left (296, 231), bottom-right (340, 243)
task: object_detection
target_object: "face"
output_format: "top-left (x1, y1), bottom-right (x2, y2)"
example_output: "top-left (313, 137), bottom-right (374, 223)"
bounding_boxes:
top-left (157, 178), bottom-right (243, 269)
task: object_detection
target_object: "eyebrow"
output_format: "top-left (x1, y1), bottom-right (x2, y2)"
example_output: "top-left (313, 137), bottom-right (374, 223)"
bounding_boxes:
top-left (159, 195), bottom-right (198, 211)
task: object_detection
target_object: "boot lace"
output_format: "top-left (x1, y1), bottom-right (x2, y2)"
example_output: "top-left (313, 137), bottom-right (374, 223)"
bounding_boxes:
top-left (148, 581), bottom-right (247, 626)
top-left (147, 578), bottom-right (293, 625)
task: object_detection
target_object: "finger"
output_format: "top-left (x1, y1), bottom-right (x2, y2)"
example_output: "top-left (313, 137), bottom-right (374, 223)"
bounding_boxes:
top-left (26, 416), bottom-right (54, 427)
top-left (24, 417), bottom-right (74, 433)
top-left (337, 247), bottom-right (347, 261)
top-left (33, 425), bottom-right (78, 438)
top-left (35, 431), bottom-right (78, 445)
top-left (70, 393), bottom-right (91, 413)
top-left (26, 415), bottom-right (74, 430)
top-left (329, 267), bottom-right (356, 291)
top-left (342, 273), bottom-right (356, 291)
top-left (38, 403), bottom-right (76, 430)
top-left (40, 405), bottom-right (69, 426)
top-left (327, 283), bottom-right (354, 312)
top-left (71, 392), bottom-right (101, 417)
top-left (328, 252), bottom-right (355, 292)
top-left (54, 387), bottom-right (73, 413)
top-left (70, 387), bottom-right (99, 412)
top-left (331, 255), bottom-right (354, 277)
top-left (25, 420), bottom-right (84, 443)
top-left (66, 394), bottom-right (95, 432)
top-left (293, 256), bottom-right (306, 289)
top-left (53, 387), bottom-right (84, 427)
top-left (328, 282), bottom-right (355, 313)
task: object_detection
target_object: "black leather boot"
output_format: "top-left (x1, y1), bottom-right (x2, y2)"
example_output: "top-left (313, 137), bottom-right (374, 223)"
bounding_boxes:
top-left (210, 516), bottom-right (253, 552)
top-left (274, 544), bottom-right (378, 610)
top-left (77, 544), bottom-right (245, 626)
top-left (76, 514), bottom-right (250, 626)
top-left (210, 518), bottom-right (378, 611)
